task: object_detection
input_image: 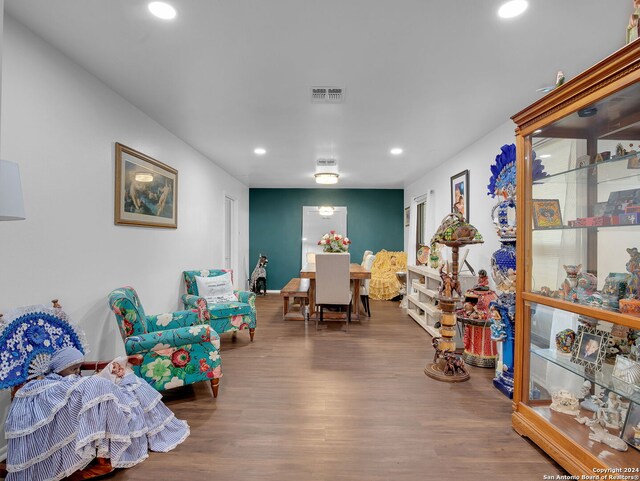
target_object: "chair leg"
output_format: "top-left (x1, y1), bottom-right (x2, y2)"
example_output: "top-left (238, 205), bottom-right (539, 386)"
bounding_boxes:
top-left (346, 301), bottom-right (351, 332)
top-left (249, 328), bottom-right (255, 341)
top-left (366, 296), bottom-right (371, 317)
top-left (210, 378), bottom-right (220, 398)
top-left (317, 306), bottom-right (322, 330)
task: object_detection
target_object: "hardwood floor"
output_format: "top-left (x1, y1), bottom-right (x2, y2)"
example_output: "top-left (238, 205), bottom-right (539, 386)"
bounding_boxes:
top-left (108, 295), bottom-right (565, 481)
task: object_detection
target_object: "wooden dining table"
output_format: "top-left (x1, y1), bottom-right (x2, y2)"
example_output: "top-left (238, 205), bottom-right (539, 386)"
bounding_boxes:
top-left (300, 263), bottom-right (371, 321)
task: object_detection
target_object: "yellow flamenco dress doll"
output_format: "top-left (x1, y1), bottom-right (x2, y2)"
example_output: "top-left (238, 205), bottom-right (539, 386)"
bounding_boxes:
top-left (368, 250), bottom-right (407, 300)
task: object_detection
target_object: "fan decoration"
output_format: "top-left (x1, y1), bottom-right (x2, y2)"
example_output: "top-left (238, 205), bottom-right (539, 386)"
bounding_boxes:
top-left (0, 305), bottom-right (87, 389)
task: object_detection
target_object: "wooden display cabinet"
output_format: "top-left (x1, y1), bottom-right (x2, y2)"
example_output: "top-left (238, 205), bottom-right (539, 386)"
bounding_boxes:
top-left (512, 40), bottom-right (640, 474)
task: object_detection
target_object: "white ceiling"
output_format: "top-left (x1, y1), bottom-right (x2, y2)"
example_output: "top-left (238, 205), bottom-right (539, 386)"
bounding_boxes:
top-left (4, 1), bottom-right (631, 188)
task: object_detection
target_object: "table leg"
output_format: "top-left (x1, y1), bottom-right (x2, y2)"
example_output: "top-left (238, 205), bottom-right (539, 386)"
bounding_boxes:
top-left (308, 279), bottom-right (316, 319)
top-left (352, 279), bottom-right (361, 320)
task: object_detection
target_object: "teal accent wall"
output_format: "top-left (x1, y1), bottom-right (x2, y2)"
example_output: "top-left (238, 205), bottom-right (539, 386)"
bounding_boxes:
top-left (249, 189), bottom-right (404, 290)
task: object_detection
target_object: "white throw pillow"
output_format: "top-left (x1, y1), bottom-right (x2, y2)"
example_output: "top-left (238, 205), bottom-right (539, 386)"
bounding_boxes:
top-left (195, 273), bottom-right (238, 304)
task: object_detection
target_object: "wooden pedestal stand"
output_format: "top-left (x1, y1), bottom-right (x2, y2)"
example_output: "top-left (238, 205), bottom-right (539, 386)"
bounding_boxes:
top-left (424, 242), bottom-right (470, 382)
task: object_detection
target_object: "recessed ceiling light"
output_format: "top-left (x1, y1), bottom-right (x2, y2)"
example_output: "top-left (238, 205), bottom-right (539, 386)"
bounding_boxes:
top-left (390, 148), bottom-right (403, 155)
top-left (498, 0), bottom-right (528, 19)
top-left (539, 154), bottom-right (551, 159)
top-left (254, 147), bottom-right (266, 155)
top-left (148, 2), bottom-right (177, 20)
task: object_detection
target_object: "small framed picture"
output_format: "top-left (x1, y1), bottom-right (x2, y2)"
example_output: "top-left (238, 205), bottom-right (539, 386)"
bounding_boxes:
top-left (570, 325), bottom-right (610, 372)
top-left (532, 199), bottom-right (563, 229)
top-left (612, 355), bottom-right (640, 385)
top-left (621, 401), bottom-right (640, 451)
top-left (450, 170), bottom-right (470, 221)
top-left (404, 206), bottom-right (410, 227)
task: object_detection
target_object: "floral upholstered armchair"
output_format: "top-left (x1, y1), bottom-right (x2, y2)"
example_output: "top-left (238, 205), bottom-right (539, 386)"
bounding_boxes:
top-left (108, 286), bottom-right (222, 397)
top-left (182, 269), bottom-right (257, 341)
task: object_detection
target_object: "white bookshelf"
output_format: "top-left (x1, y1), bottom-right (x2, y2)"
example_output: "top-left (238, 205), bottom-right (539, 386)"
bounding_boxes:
top-left (405, 265), bottom-right (475, 342)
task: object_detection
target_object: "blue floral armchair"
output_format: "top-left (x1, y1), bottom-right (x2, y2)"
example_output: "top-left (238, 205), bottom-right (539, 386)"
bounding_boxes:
top-left (182, 269), bottom-right (257, 341)
top-left (108, 286), bottom-right (222, 397)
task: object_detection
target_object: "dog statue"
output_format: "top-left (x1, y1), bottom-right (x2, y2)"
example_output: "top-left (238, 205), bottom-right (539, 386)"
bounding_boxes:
top-left (249, 254), bottom-right (268, 295)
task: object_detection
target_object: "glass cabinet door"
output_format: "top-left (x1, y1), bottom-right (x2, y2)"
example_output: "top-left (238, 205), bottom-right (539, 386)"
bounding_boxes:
top-left (525, 301), bottom-right (640, 466)
top-left (525, 80), bottom-right (640, 319)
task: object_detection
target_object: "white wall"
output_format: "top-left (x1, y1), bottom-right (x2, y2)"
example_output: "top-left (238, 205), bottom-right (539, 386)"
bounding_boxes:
top-left (404, 121), bottom-right (516, 282)
top-left (0, 15), bottom-right (249, 451)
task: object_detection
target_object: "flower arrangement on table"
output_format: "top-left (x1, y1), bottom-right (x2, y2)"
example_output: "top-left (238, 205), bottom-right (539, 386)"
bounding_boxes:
top-left (318, 230), bottom-right (351, 252)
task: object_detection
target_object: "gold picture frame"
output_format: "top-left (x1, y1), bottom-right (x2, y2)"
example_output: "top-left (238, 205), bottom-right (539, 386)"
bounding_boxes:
top-left (115, 143), bottom-right (178, 228)
top-left (532, 199), bottom-right (563, 229)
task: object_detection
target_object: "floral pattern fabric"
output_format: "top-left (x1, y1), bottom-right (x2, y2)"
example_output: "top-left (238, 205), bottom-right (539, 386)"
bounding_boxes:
top-left (182, 270), bottom-right (257, 334)
top-left (108, 287), bottom-right (222, 393)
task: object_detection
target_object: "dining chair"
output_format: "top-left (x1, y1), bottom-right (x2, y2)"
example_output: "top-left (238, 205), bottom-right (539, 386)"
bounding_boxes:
top-left (315, 253), bottom-right (352, 331)
top-left (360, 253), bottom-right (376, 317)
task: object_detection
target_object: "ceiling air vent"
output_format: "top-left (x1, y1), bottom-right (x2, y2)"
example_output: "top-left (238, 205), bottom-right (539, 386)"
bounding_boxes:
top-left (311, 87), bottom-right (344, 103)
top-left (316, 158), bottom-right (337, 168)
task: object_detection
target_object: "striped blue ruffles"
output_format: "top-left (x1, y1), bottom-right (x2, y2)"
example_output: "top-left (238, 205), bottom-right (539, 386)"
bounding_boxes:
top-left (5, 373), bottom-right (189, 481)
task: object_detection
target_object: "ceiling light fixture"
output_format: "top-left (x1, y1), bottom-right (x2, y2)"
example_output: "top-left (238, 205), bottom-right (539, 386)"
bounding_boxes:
top-left (498, 0), bottom-right (528, 18)
top-left (135, 172), bottom-right (154, 182)
top-left (314, 172), bottom-right (339, 185)
top-left (390, 148), bottom-right (403, 155)
top-left (254, 147), bottom-right (266, 155)
top-left (148, 2), bottom-right (177, 20)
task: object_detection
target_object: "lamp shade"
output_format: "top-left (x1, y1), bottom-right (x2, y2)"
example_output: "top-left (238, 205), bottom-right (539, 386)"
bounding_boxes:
top-left (0, 160), bottom-right (26, 221)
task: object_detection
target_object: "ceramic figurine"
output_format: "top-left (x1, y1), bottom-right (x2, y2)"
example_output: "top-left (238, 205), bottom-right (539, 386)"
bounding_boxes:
top-left (550, 390), bottom-right (580, 415)
top-left (477, 269), bottom-right (489, 289)
top-left (602, 273), bottom-right (629, 309)
top-left (626, 247), bottom-right (640, 298)
top-left (561, 264), bottom-right (582, 299)
top-left (429, 244), bottom-right (441, 269)
top-left (555, 329), bottom-right (577, 354)
top-left (589, 422), bottom-right (628, 451)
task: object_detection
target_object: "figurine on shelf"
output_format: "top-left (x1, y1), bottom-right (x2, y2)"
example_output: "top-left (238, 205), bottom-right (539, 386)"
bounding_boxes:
top-left (429, 243), bottom-right (441, 269)
top-left (561, 264), bottom-right (582, 299)
top-left (621, 247), bottom-right (640, 317)
top-left (439, 265), bottom-right (461, 299)
top-left (476, 269), bottom-right (489, 289)
top-left (598, 392), bottom-right (624, 430)
top-left (550, 390), bottom-right (580, 415)
top-left (590, 421), bottom-right (629, 451)
top-left (555, 329), bottom-right (577, 354)
top-left (626, 247), bottom-right (640, 298)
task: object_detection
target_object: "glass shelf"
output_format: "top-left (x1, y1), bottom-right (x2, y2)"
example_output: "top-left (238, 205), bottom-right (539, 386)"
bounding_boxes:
top-left (531, 223), bottom-right (638, 232)
top-left (533, 152), bottom-right (640, 185)
top-left (531, 347), bottom-right (640, 402)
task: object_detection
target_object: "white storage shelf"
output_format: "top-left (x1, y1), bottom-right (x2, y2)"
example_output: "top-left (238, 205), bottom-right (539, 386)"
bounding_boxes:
top-left (405, 265), bottom-right (442, 337)
top-left (405, 265), bottom-right (476, 341)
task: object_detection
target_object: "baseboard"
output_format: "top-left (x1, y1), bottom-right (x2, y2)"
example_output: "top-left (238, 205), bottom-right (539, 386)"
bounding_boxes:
top-left (0, 444), bottom-right (7, 462)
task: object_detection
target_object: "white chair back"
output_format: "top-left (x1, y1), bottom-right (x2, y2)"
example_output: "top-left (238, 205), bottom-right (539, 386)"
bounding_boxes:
top-left (360, 254), bottom-right (375, 295)
top-left (306, 252), bottom-right (316, 265)
top-left (315, 253), bottom-right (351, 305)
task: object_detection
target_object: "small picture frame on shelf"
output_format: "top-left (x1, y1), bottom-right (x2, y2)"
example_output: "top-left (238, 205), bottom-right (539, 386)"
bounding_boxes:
top-left (621, 401), bottom-right (640, 451)
top-left (612, 355), bottom-right (640, 386)
top-left (532, 199), bottom-right (563, 229)
top-left (570, 325), bottom-right (609, 372)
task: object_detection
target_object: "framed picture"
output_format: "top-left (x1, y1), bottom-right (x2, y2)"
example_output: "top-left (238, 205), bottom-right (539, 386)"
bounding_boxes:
top-left (621, 401), bottom-right (640, 451)
top-left (570, 325), bottom-right (610, 372)
top-left (404, 206), bottom-right (410, 227)
top-left (450, 170), bottom-right (469, 221)
top-left (532, 199), bottom-right (563, 229)
top-left (115, 143), bottom-right (178, 228)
